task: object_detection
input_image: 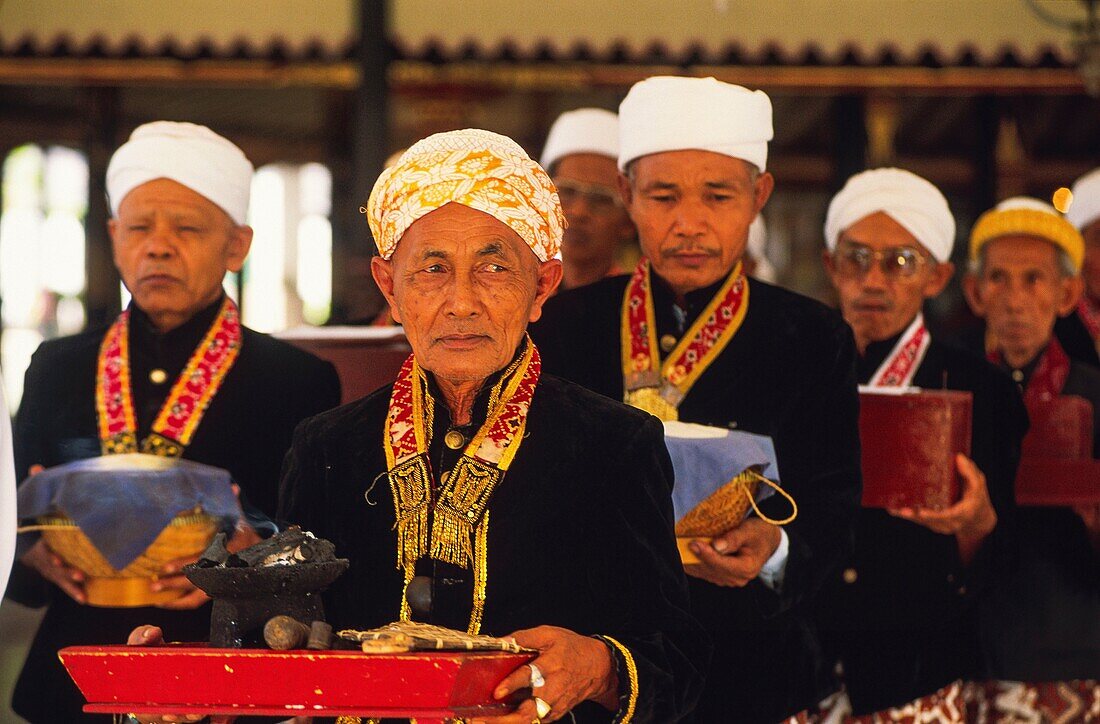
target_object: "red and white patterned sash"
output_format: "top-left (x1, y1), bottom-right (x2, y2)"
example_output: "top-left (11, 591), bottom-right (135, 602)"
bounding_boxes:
top-left (867, 314), bottom-right (931, 388)
top-left (620, 258), bottom-right (748, 420)
top-left (96, 297), bottom-right (242, 457)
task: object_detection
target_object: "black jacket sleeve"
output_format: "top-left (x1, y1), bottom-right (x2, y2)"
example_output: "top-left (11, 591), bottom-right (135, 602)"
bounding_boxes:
top-left (585, 415), bottom-right (710, 722)
top-left (751, 319), bottom-right (862, 617)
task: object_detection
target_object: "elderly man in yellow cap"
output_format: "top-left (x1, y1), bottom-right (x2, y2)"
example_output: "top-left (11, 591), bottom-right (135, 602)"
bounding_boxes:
top-left (540, 108), bottom-right (637, 290)
top-left (7, 121), bottom-right (341, 723)
top-left (263, 129), bottom-right (706, 723)
top-left (962, 197), bottom-right (1100, 721)
top-left (815, 168), bottom-right (1026, 722)
top-left (1056, 167), bottom-right (1100, 367)
top-left (531, 76), bottom-right (862, 724)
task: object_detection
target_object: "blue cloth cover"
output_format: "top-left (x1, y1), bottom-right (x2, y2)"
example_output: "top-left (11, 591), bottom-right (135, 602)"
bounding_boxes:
top-left (16, 453), bottom-right (240, 569)
top-left (663, 421), bottom-right (780, 524)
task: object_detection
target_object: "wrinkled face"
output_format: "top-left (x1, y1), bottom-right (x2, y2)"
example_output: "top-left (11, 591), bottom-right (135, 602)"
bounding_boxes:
top-left (552, 153), bottom-right (635, 268)
top-left (371, 203), bottom-right (561, 384)
top-left (964, 235), bottom-right (1080, 360)
top-left (824, 211), bottom-right (952, 348)
top-left (1081, 219), bottom-right (1100, 301)
top-left (620, 150), bottom-right (772, 296)
top-left (110, 178), bottom-right (251, 328)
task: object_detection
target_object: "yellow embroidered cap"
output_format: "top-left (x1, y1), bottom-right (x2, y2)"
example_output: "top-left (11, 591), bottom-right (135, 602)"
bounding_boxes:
top-left (969, 196), bottom-right (1085, 272)
top-left (365, 128), bottom-right (565, 262)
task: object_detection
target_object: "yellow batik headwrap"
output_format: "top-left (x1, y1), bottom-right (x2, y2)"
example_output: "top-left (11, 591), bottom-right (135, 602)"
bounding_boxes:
top-left (365, 128), bottom-right (565, 262)
top-left (970, 196), bottom-right (1085, 272)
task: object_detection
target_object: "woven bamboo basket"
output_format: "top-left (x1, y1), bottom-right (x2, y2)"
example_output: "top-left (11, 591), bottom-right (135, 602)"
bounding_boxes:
top-left (33, 507), bottom-right (216, 607)
top-left (675, 472), bottom-right (760, 565)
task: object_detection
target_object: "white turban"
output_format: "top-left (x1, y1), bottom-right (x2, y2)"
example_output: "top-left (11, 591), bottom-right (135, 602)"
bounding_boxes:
top-left (746, 215), bottom-right (777, 282)
top-left (824, 168), bottom-right (956, 262)
top-left (540, 108), bottom-right (618, 171)
top-left (618, 76), bottom-right (773, 172)
top-left (1067, 167), bottom-right (1100, 232)
top-left (107, 121), bottom-right (254, 225)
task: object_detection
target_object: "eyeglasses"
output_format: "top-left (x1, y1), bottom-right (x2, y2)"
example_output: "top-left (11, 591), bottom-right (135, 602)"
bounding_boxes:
top-left (554, 178), bottom-right (622, 214)
top-left (833, 243), bottom-right (931, 279)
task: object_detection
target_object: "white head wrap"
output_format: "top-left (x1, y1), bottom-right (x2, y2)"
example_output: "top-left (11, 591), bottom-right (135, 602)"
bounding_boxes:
top-left (1067, 167), bottom-right (1100, 232)
top-left (746, 215), bottom-right (777, 282)
top-left (540, 108), bottom-right (619, 172)
top-left (824, 168), bottom-right (956, 262)
top-left (618, 76), bottom-right (773, 172)
top-left (367, 129), bottom-right (564, 262)
top-left (107, 121), bottom-right (254, 225)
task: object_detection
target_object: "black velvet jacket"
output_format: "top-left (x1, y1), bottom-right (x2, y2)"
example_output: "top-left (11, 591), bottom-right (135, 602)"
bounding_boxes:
top-left (7, 298), bottom-right (341, 723)
top-left (814, 331), bottom-right (1026, 714)
top-left (530, 272), bottom-right (863, 724)
top-left (275, 369), bottom-right (710, 723)
top-left (1055, 310), bottom-right (1100, 369)
top-left (979, 342), bottom-right (1100, 680)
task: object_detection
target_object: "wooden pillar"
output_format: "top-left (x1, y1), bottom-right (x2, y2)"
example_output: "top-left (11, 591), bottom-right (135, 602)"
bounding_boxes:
top-left (864, 94), bottom-right (900, 168)
top-left (973, 95), bottom-right (1000, 215)
top-left (329, 0), bottom-right (390, 324)
top-left (84, 87), bottom-right (121, 329)
top-left (832, 94), bottom-right (867, 191)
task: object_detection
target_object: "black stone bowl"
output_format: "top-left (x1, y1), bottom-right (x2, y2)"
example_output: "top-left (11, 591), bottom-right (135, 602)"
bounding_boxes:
top-left (183, 559), bottom-right (349, 599)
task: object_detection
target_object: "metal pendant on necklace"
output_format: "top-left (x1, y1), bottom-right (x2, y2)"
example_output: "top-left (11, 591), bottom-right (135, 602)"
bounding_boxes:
top-left (444, 430), bottom-right (466, 450)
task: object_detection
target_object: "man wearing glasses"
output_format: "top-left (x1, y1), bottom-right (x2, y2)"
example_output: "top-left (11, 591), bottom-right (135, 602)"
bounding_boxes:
top-left (817, 168), bottom-right (1025, 720)
top-left (540, 109), bottom-right (637, 290)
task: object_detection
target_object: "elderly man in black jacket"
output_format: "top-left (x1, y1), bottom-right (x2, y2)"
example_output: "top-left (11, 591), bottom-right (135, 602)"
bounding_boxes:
top-left (9, 121), bottom-right (341, 722)
top-left (531, 76), bottom-right (862, 724)
top-left (815, 168), bottom-right (1026, 720)
top-left (265, 129), bottom-right (706, 724)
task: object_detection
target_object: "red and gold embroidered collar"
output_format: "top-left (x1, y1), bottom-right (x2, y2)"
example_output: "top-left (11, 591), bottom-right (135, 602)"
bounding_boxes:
top-left (384, 338), bottom-right (540, 632)
top-left (96, 297), bottom-right (242, 457)
top-left (620, 259), bottom-right (748, 421)
top-left (866, 313), bottom-right (931, 388)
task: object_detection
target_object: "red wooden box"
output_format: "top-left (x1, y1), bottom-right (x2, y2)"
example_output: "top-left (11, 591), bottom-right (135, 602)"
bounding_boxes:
top-left (859, 389), bottom-right (973, 510)
top-left (277, 327), bottom-right (410, 405)
top-left (1022, 396), bottom-right (1094, 460)
top-left (1015, 457), bottom-right (1100, 506)
top-left (60, 644), bottom-right (534, 720)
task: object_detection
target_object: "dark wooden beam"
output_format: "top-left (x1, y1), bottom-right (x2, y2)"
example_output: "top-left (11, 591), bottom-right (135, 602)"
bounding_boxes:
top-left (0, 58), bottom-right (1088, 95)
top-left (84, 87), bottom-right (122, 328)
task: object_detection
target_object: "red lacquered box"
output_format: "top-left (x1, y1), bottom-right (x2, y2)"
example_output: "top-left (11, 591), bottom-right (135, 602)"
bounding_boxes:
top-left (1015, 395), bottom-right (1100, 505)
top-left (60, 644), bottom-right (534, 721)
top-left (859, 389), bottom-right (973, 510)
top-left (1015, 457), bottom-right (1100, 506)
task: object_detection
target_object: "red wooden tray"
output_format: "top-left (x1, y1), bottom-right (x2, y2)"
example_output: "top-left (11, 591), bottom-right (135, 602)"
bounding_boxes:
top-left (60, 643), bottom-right (535, 720)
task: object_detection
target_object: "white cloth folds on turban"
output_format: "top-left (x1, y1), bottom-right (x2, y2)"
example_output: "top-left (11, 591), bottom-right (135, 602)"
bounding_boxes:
top-left (540, 108), bottom-right (619, 171)
top-left (107, 121), bottom-right (254, 225)
top-left (1068, 167), bottom-right (1100, 232)
top-left (824, 168), bottom-right (956, 262)
top-left (367, 128), bottom-right (565, 262)
top-left (618, 76), bottom-right (773, 172)
top-left (746, 215), bottom-right (777, 282)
